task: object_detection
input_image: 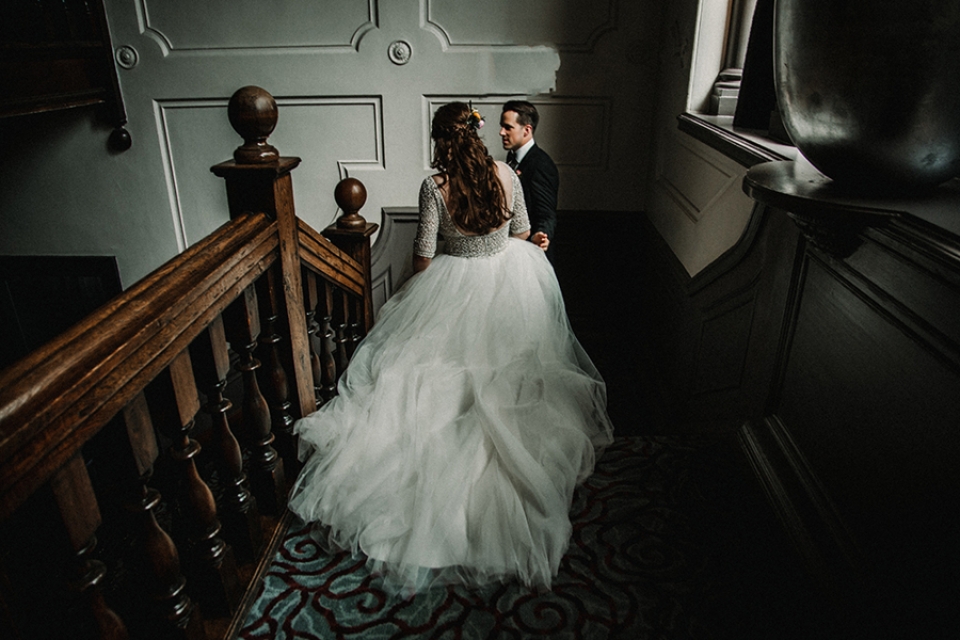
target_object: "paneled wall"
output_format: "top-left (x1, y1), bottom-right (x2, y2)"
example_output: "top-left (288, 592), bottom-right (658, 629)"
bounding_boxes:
top-left (640, 113), bottom-right (960, 632)
top-left (0, 0), bottom-right (662, 288)
top-left (646, 127), bottom-right (759, 276)
top-left (739, 190), bottom-right (960, 637)
top-left (643, 0), bottom-right (773, 278)
top-left (637, 195), bottom-right (799, 432)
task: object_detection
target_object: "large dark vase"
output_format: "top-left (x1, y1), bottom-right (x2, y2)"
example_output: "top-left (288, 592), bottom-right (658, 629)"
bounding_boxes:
top-left (774, 0), bottom-right (960, 191)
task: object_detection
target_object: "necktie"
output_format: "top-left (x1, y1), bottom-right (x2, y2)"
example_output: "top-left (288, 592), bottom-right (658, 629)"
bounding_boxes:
top-left (507, 151), bottom-right (518, 170)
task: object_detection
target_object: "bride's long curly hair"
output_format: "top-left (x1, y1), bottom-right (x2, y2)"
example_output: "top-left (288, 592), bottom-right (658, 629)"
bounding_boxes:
top-left (430, 102), bottom-right (509, 234)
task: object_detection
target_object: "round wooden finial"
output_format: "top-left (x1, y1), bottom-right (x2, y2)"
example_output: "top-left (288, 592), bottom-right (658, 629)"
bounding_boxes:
top-left (228, 86), bottom-right (279, 164)
top-left (334, 177), bottom-right (368, 229)
top-left (108, 126), bottom-right (132, 152)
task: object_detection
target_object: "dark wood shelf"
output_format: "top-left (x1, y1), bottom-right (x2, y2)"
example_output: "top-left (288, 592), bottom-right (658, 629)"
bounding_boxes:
top-left (744, 160), bottom-right (960, 241)
top-left (0, 0), bottom-right (126, 132)
top-left (0, 41), bottom-right (107, 53)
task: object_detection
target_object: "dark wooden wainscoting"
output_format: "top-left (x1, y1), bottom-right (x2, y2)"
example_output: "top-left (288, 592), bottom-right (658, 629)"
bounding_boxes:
top-left (0, 255), bottom-right (122, 370)
top-left (740, 163), bottom-right (960, 637)
top-left (636, 173), bottom-right (960, 636)
top-left (636, 207), bottom-right (801, 434)
top-left (741, 214), bottom-right (960, 638)
top-left (552, 210), bottom-right (649, 436)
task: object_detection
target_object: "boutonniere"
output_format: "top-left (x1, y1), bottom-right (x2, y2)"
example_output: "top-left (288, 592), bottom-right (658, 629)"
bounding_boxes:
top-left (515, 169), bottom-right (522, 176)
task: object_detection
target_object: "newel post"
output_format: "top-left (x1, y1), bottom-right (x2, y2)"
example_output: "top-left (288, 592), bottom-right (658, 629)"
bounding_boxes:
top-left (210, 86), bottom-right (316, 419)
top-left (323, 178), bottom-right (378, 331)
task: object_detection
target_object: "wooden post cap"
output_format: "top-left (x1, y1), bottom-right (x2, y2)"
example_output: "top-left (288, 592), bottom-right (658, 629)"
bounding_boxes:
top-left (228, 86), bottom-right (279, 164)
top-left (334, 178), bottom-right (368, 229)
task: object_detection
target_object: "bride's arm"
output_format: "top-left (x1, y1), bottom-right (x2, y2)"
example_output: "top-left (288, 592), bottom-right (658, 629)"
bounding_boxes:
top-left (413, 178), bottom-right (440, 273)
top-left (413, 255), bottom-right (431, 272)
top-left (502, 163), bottom-right (534, 244)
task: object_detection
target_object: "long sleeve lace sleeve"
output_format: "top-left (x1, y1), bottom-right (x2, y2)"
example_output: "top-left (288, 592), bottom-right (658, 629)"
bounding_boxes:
top-left (414, 178), bottom-right (439, 258)
top-left (508, 171), bottom-right (531, 235)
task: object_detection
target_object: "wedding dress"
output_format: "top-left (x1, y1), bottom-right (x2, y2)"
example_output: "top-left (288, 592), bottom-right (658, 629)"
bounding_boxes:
top-left (288, 171), bottom-right (614, 593)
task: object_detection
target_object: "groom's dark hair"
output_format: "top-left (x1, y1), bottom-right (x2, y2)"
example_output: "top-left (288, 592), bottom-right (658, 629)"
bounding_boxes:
top-left (502, 100), bottom-right (539, 132)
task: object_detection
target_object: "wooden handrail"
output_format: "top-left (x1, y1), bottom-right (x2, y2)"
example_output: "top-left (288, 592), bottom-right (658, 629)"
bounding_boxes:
top-left (297, 218), bottom-right (365, 295)
top-left (0, 212), bottom-right (277, 520)
top-left (0, 86), bottom-right (378, 639)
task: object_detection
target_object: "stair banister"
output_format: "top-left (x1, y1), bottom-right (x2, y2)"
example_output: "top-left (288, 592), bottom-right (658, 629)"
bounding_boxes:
top-left (0, 84), bottom-right (376, 639)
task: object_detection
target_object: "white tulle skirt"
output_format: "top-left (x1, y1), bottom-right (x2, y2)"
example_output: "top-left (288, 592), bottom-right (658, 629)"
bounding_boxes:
top-left (288, 238), bottom-right (614, 594)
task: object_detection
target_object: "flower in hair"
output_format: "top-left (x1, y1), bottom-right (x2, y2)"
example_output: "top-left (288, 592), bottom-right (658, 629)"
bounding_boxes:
top-left (468, 108), bottom-right (485, 131)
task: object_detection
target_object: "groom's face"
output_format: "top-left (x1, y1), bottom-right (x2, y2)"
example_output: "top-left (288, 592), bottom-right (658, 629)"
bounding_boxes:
top-left (499, 111), bottom-right (531, 151)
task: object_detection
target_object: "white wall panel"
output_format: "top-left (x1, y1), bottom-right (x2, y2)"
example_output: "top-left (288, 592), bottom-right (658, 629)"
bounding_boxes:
top-left (137, 0), bottom-right (376, 53)
top-left (647, 129), bottom-right (756, 276)
top-left (157, 97), bottom-right (383, 248)
top-left (532, 100), bottom-right (609, 168)
top-left (423, 96), bottom-right (609, 171)
top-left (656, 133), bottom-right (738, 223)
top-left (424, 0), bottom-right (616, 50)
top-left (2, 0), bottom-right (661, 288)
top-left (643, 1), bottom-right (778, 278)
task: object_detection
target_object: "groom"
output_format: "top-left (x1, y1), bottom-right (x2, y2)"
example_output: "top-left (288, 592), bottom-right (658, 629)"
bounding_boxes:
top-left (499, 100), bottom-right (558, 261)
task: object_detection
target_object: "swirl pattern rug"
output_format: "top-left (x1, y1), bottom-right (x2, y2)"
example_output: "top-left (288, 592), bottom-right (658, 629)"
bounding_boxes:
top-left (239, 436), bottom-right (818, 639)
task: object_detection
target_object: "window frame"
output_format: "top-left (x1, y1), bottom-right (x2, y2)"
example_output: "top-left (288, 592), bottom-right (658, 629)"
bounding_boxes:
top-left (687, 0), bottom-right (759, 116)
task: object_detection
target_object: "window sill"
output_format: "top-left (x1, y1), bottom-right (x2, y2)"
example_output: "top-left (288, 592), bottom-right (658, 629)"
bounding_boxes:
top-left (679, 111), bottom-right (960, 241)
top-left (677, 112), bottom-right (798, 168)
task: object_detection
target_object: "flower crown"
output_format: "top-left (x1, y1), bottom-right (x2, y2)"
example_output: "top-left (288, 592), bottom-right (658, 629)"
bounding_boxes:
top-left (466, 106), bottom-right (484, 132)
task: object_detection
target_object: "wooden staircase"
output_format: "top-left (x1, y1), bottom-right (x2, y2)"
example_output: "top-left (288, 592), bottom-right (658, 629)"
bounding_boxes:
top-left (0, 86), bottom-right (376, 639)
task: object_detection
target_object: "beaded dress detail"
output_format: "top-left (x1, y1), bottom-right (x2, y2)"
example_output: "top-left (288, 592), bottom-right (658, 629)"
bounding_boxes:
top-left (414, 172), bottom-right (529, 259)
top-left (289, 167), bottom-right (613, 595)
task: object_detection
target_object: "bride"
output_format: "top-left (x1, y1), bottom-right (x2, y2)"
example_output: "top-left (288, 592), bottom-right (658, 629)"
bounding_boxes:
top-left (288, 102), bottom-right (614, 594)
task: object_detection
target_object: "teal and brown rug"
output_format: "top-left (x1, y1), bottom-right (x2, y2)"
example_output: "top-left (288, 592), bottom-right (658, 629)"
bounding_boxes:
top-left (239, 436), bottom-right (820, 639)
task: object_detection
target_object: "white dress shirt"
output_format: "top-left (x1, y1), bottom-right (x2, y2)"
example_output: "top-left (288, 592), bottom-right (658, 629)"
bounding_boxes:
top-left (514, 138), bottom-right (536, 164)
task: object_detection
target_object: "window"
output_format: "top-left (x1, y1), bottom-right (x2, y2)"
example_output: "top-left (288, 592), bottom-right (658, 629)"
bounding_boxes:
top-left (711, 0), bottom-right (758, 115)
top-left (687, 0), bottom-right (759, 116)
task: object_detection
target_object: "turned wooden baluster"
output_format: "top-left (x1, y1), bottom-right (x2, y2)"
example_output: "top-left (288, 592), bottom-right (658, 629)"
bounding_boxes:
top-left (255, 267), bottom-right (298, 476)
top-left (120, 392), bottom-right (203, 639)
top-left (49, 454), bottom-right (129, 640)
top-left (317, 281), bottom-right (339, 398)
top-left (335, 322), bottom-right (351, 378)
top-left (189, 316), bottom-right (263, 563)
top-left (328, 287), bottom-right (348, 380)
top-left (302, 270), bottom-right (324, 407)
top-left (347, 294), bottom-right (363, 359)
top-left (149, 350), bottom-right (240, 617)
top-left (224, 285), bottom-right (286, 516)
top-left (334, 289), bottom-right (364, 365)
top-left (336, 290), bottom-right (354, 362)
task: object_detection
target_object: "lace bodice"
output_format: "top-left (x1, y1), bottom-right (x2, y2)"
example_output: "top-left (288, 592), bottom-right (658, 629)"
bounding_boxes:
top-left (414, 171), bottom-right (530, 259)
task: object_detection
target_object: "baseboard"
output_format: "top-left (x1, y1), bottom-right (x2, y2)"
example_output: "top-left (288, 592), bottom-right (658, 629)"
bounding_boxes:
top-left (737, 417), bottom-right (861, 592)
top-left (222, 509), bottom-right (295, 640)
top-left (370, 207), bottom-right (419, 316)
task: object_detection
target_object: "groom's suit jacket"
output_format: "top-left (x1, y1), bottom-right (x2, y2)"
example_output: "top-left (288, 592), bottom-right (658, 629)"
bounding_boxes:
top-left (515, 143), bottom-right (559, 260)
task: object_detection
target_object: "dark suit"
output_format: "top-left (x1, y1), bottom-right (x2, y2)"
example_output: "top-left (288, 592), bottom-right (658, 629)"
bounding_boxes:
top-left (515, 143), bottom-right (559, 261)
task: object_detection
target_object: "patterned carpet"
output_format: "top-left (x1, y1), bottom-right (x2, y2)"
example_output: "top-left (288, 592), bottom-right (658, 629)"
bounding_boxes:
top-left (238, 436), bottom-right (820, 639)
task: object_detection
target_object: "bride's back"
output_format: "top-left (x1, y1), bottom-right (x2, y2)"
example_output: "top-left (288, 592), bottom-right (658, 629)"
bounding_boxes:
top-left (433, 161), bottom-right (515, 237)
top-left (430, 102), bottom-right (510, 235)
